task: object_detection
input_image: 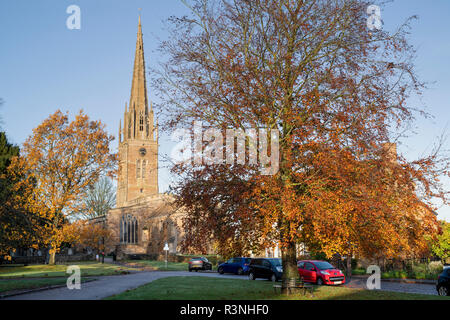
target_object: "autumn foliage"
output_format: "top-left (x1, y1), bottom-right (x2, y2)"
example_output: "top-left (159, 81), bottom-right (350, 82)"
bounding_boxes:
top-left (157, 0), bottom-right (448, 286)
top-left (5, 110), bottom-right (116, 263)
top-left (76, 221), bottom-right (113, 255)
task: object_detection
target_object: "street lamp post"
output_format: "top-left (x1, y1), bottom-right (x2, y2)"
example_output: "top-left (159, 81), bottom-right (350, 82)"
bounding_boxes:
top-left (163, 243), bottom-right (169, 270)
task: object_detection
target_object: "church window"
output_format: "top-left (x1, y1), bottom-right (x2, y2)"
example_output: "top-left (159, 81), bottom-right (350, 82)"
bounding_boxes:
top-left (139, 114), bottom-right (144, 131)
top-left (120, 215), bottom-right (138, 244)
top-left (142, 160), bottom-right (146, 179)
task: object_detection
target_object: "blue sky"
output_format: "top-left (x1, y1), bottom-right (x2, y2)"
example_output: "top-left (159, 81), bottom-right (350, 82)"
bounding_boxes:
top-left (0, 1), bottom-right (449, 221)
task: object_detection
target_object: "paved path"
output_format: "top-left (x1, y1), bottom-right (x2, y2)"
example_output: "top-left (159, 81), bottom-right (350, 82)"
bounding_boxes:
top-left (3, 271), bottom-right (245, 300)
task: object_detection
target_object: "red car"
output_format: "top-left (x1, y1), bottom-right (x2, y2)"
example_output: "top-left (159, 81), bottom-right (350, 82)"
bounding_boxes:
top-left (298, 260), bottom-right (345, 285)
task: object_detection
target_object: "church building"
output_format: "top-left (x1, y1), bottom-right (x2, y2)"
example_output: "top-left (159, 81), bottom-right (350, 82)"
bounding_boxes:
top-left (106, 17), bottom-right (185, 259)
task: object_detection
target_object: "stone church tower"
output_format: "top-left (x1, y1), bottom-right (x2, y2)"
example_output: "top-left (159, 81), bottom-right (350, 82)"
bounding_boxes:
top-left (117, 16), bottom-right (159, 207)
top-left (106, 17), bottom-right (190, 259)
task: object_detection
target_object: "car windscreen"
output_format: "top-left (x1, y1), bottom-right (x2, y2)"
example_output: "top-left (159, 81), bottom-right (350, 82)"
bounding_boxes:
top-left (250, 259), bottom-right (261, 265)
top-left (269, 258), bottom-right (282, 266)
top-left (314, 261), bottom-right (335, 270)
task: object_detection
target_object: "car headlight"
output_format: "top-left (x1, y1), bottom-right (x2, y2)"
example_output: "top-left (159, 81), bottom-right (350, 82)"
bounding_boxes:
top-left (276, 266), bottom-right (283, 272)
top-left (321, 271), bottom-right (330, 275)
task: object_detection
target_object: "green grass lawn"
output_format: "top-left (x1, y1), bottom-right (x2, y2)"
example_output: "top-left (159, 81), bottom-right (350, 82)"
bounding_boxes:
top-left (0, 262), bottom-right (132, 278)
top-left (105, 276), bottom-right (449, 300)
top-left (123, 260), bottom-right (189, 271)
top-left (0, 278), bottom-right (93, 294)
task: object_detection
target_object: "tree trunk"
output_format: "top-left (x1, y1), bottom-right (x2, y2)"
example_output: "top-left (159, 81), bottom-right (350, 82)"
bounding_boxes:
top-left (346, 254), bottom-right (352, 279)
top-left (49, 251), bottom-right (56, 265)
top-left (281, 240), bottom-right (299, 295)
top-left (46, 245), bottom-right (56, 265)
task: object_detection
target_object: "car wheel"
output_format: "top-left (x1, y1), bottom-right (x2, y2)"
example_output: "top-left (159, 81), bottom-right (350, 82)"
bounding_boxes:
top-left (316, 277), bottom-right (324, 286)
top-left (270, 273), bottom-right (277, 282)
top-left (237, 267), bottom-right (243, 275)
top-left (249, 272), bottom-right (255, 280)
top-left (218, 267), bottom-right (224, 274)
top-left (438, 285), bottom-right (449, 296)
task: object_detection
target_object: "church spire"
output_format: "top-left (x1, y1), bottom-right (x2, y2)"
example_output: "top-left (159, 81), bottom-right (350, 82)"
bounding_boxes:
top-left (129, 14), bottom-right (148, 114)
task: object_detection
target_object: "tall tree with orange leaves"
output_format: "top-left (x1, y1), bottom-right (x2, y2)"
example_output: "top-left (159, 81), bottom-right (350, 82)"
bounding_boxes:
top-left (8, 110), bottom-right (116, 264)
top-left (77, 222), bottom-right (113, 263)
top-left (156, 0), bottom-right (448, 291)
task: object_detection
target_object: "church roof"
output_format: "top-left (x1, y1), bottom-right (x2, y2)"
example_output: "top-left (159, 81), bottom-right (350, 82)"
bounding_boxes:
top-left (110, 194), bottom-right (183, 219)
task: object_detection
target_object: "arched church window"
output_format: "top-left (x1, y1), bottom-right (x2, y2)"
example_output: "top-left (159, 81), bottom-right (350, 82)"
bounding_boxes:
top-left (120, 214), bottom-right (138, 244)
top-left (136, 160), bottom-right (141, 178)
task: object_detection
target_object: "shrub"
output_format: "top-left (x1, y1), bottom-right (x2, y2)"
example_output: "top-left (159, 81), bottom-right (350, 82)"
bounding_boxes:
top-left (411, 263), bottom-right (427, 275)
top-left (362, 261), bottom-right (442, 280)
top-left (381, 270), bottom-right (408, 279)
top-left (352, 268), bottom-right (366, 275)
top-left (428, 261), bottom-right (444, 274)
top-left (408, 262), bottom-right (442, 280)
top-left (393, 270), bottom-right (408, 279)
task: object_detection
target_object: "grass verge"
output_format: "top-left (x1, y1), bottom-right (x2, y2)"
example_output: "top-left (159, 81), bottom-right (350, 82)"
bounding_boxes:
top-left (123, 260), bottom-right (190, 271)
top-left (105, 276), bottom-right (449, 300)
top-left (0, 262), bottom-right (132, 278)
top-left (0, 278), bottom-right (69, 293)
top-left (0, 278), bottom-right (94, 294)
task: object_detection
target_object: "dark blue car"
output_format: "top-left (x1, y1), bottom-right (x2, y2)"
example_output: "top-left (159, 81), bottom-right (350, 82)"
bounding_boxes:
top-left (437, 267), bottom-right (450, 296)
top-left (218, 257), bottom-right (251, 275)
